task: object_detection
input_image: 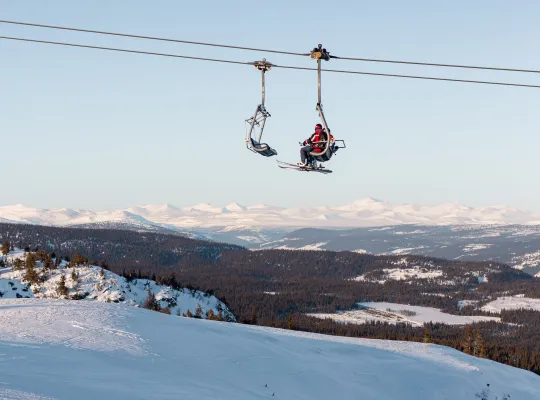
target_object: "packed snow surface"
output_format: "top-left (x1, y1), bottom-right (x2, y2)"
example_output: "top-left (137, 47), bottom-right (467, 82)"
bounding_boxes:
top-left (0, 299), bottom-right (539, 400)
top-left (309, 302), bottom-right (500, 326)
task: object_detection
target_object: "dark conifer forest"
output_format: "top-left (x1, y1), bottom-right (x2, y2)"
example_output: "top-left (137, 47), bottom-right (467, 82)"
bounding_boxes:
top-left (1, 223), bottom-right (539, 374)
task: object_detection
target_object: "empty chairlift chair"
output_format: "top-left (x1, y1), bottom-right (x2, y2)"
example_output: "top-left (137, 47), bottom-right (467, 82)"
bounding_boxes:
top-left (245, 59), bottom-right (277, 157)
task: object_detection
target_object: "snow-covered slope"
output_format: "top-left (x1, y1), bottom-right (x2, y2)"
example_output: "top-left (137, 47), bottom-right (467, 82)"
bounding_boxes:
top-left (2, 198), bottom-right (540, 230)
top-left (0, 278), bottom-right (32, 299)
top-left (0, 250), bottom-right (234, 321)
top-left (0, 299), bottom-right (538, 400)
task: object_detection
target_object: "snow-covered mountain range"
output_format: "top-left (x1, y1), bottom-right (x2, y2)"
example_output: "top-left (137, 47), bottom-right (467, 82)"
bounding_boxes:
top-left (1, 198), bottom-right (540, 231)
top-left (3, 200), bottom-right (540, 271)
top-left (257, 224), bottom-right (540, 275)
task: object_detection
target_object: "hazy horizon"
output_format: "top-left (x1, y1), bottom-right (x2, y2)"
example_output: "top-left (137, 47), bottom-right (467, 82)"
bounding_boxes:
top-left (1, 196), bottom-right (539, 214)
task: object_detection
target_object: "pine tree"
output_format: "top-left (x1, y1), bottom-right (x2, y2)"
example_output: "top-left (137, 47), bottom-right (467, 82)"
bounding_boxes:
top-left (424, 329), bottom-right (432, 344)
top-left (169, 272), bottom-right (178, 289)
top-left (71, 269), bottom-right (80, 297)
top-left (462, 326), bottom-right (473, 355)
top-left (39, 267), bottom-right (48, 283)
top-left (1, 241), bottom-right (9, 257)
top-left (69, 253), bottom-right (79, 268)
top-left (57, 274), bottom-right (69, 297)
top-left (43, 257), bottom-right (53, 271)
top-left (25, 253), bottom-right (35, 267)
top-left (195, 304), bottom-right (203, 318)
top-left (143, 289), bottom-right (160, 311)
top-left (24, 254), bottom-right (39, 285)
top-left (251, 306), bottom-right (258, 325)
top-left (206, 309), bottom-right (218, 320)
top-left (13, 258), bottom-right (23, 271)
top-left (474, 329), bottom-right (488, 358)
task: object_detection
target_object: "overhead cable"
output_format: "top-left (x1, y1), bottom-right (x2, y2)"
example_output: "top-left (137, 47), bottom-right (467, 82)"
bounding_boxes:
top-left (2, 36), bottom-right (540, 89)
top-left (1, 19), bottom-right (539, 74)
top-left (0, 19), bottom-right (310, 57)
top-left (330, 55), bottom-right (540, 74)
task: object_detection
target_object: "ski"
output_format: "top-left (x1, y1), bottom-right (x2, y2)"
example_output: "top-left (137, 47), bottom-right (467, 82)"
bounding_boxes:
top-left (276, 160), bottom-right (332, 174)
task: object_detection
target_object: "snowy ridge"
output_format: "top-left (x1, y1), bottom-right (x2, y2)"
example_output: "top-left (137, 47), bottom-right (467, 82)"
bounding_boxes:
top-left (0, 249), bottom-right (235, 321)
top-left (512, 251), bottom-right (540, 270)
top-left (255, 224), bottom-right (540, 275)
top-left (1, 197), bottom-right (540, 229)
top-left (0, 298), bottom-right (538, 399)
top-left (352, 256), bottom-right (496, 285)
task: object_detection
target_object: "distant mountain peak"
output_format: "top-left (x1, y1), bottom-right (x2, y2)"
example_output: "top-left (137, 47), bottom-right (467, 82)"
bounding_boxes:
top-left (1, 198), bottom-right (539, 230)
top-left (224, 202), bottom-right (247, 212)
top-left (188, 203), bottom-right (223, 214)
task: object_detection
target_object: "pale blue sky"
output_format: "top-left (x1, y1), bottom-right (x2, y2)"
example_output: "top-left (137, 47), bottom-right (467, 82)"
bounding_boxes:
top-left (1, 0), bottom-right (539, 211)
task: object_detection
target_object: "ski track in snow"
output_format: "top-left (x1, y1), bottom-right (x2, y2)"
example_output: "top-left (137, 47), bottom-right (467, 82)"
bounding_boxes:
top-left (0, 388), bottom-right (55, 400)
top-left (0, 300), bottom-right (146, 355)
top-left (243, 323), bottom-right (479, 372)
top-left (0, 299), bottom-right (538, 400)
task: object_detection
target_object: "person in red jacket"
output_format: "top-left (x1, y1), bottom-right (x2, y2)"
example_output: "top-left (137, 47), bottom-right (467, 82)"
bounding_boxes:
top-left (298, 124), bottom-right (334, 166)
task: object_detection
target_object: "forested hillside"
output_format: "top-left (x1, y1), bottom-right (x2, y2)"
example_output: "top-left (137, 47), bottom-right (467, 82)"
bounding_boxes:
top-left (1, 223), bottom-right (540, 374)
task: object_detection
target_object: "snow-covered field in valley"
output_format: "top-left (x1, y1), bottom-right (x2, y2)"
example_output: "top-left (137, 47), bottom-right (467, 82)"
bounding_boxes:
top-left (352, 266), bottom-right (445, 283)
top-left (0, 299), bottom-right (539, 400)
top-left (481, 296), bottom-right (540, 313)
top-left (309, 302), bottom-right (500, 327)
